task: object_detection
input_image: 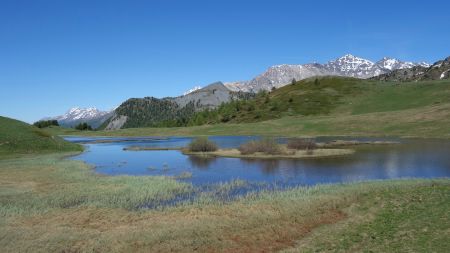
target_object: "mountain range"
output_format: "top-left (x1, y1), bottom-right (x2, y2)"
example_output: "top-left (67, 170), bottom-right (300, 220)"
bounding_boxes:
top-left (224, 54), bottom-right (430, 92)
top-left (371, 56), bottom-right (450, 82)
top-left (43, 54), bottom-right (442, 129)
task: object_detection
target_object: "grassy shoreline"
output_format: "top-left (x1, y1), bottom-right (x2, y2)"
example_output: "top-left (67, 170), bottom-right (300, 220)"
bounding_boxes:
top-left (0, 152), bottom-right (449, 252)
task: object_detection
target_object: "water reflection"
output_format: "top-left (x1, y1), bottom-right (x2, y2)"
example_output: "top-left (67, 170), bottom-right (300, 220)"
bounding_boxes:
top-left (240, 159), bottom-right (281, 175)
top-left (188, 156), bottom-right (216, 169)
top-left (67, 136), bottom-right (450, 186)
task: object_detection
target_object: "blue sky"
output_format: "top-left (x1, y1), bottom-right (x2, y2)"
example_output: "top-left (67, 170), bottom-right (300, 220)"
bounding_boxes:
top-left (1, 0), bottom-right (449, 123)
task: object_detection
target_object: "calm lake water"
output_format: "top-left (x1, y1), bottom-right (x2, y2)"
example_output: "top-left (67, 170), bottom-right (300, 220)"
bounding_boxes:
top-left (65, 136), bottom-right (450, 187)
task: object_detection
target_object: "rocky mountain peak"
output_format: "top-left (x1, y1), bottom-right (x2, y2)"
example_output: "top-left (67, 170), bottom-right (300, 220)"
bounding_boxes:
top-left (224, 54), bottom-right (430, 91)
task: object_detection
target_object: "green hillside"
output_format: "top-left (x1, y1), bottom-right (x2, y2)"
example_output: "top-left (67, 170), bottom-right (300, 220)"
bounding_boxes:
top-left (187, 77), bottom-right (450, 124)
top-left (0, 116), bottom-right (82, 158)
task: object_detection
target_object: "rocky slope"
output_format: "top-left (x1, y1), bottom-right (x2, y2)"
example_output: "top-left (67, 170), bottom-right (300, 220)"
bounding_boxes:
top-left (371, 56), bottom-right (450, 82)
top-left (224, 54), bottom-right (429, 91)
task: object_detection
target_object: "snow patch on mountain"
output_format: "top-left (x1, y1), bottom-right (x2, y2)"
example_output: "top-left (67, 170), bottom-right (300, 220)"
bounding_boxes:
top-left (375, 57), bottom-right (415, 71)
top-left (183, 86), bottom-right (202, 96)
top-left (416, 62), bottom-right (431, 68)
top-left (57, 107), bottom-right (108, 121)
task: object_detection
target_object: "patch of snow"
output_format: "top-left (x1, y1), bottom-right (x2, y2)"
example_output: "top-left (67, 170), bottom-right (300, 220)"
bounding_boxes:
top-left (417, 62), bottom-right (431, 68)
top-left (45, 107), bottom-right (112, 122)
top-left (183, 86), bottom-right (202, 96)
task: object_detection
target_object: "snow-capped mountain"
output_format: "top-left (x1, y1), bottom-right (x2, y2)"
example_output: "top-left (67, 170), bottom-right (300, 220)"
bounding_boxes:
top-left (372, 56), bottom-right (449, 82)
top-left (43, 107), bottom-right (114, 128)
top-left (375, 57), bottom-right (414, 71)
top-left (183, 86), bottom-right (202, 96)
top-left (325, 54), bottom-right (376, 78)
top-left (225, 54), bottom-right (430, 91)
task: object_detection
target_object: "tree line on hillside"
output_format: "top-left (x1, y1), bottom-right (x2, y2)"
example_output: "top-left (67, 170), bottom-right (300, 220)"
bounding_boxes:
top-left (33, 119), bottom-right (94, 131)
top-left (158, 90), bottom-right (270, 127)
top-left (33, 120), bottom-right (59, 128)
top-left (75, 122), bottom-right (93, 131)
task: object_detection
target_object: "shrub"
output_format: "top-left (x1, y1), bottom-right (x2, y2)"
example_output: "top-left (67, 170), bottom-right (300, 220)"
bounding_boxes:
top-left (75, 122), bottom-right (93, 131)
top-left (287, 138), bottom-right (317, 150)
top-left (33, 120), bottom-right (59, 128)
top-left (188, 137), bottom-right (218, 152)
top-left (238, 138), bottom-right (282, 155)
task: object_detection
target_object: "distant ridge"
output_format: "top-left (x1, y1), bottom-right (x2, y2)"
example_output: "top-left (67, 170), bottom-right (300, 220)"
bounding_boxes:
top-left (224, 54), bottom-right (429, 91)
top-left (371, 56), bottom-right (450, 82)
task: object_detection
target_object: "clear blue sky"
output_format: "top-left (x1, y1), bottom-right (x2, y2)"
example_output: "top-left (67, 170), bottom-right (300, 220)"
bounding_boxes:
top-left (1, 0), bottom-right (449, 123)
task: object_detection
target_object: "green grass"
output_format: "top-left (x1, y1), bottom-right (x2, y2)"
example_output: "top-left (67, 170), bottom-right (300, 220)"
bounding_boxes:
top-left (0, 152), bottom-right (448, 252)
top-left (348, 80), bottom-right (450, 114)
top-left (0, 116), bottom-right (82, 158)
top-left (284, 181), bottom-right (450, 252)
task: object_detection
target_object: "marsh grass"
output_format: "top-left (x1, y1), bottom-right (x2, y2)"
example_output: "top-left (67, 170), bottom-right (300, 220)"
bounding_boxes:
top-left (174, 171), bottom-right (193, 179)
top-left (0, 153), bottom-right (192, 215)
top-left (287, 138), bottom-right (317, 150)
top-left (238, 138), bottom-right (282, 155)
top-left (187, 137), bottom-right (218, 152)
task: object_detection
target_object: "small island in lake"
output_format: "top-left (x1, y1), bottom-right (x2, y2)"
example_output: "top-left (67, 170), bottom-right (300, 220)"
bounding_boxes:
top-left (182, 146), bottom-right (355, 159)
top-left (122, 138), bottom-right (399, 159)
top-left (183, 137), bottom-right (361, 159)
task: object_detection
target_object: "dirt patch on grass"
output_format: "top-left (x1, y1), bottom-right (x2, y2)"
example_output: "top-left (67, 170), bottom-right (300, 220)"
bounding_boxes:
top-left (222, 209), bottom-right (346, 253)
top-left (12, 205), bottom-right (347, 252)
